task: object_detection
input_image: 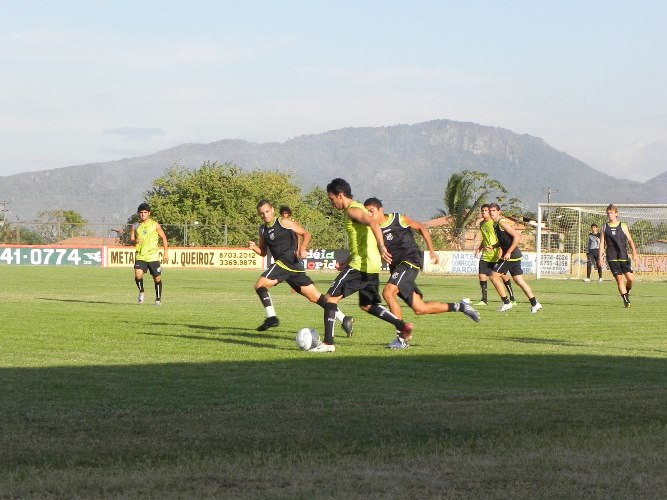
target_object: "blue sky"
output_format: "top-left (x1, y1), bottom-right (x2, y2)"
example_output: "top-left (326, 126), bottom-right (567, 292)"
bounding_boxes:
top-left (2, 0), bottom-right (666, 182)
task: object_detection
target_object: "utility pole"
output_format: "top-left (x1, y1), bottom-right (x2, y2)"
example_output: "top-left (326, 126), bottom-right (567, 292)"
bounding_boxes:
top-left (0, 201), bottom-right (10, 224)
top-left (541, 187), bottom-right (558, 204)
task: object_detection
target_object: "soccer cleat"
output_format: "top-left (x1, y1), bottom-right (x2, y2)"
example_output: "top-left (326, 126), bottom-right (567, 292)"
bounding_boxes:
top-left (474, 300), bottom-right (488, 306)
top-left (624, 302), bottom-right (631, 308)
top-left (460, 300), bottom-right (481, 323)
top-left (530, 302), bottom-right (542, 313)
top-left (309, 342), bottom-right (336, 353)
top-left (511, 300), bottom-right (517, 306)
top-left (138, 292), bottom-right (145, 304)
top-left (599, 278), bottom-right (603, 283)
top-left (584, 278), bottom-right (591, 282)
top-left (497, 302), bottom-right (513, 312)
top-left (387, 336), bottom-right (409, 349)
top-left (155, 299), bottom-right (161, 307)
top-left (257, 316), bottom-right (280, 331)
top-left (341, 316), bottom-right (354, 337)
top-left (400, 322), bottom-right (415, 341)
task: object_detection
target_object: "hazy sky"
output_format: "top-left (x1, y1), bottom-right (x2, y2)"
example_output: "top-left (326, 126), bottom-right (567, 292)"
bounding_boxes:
top-left (2, 0), bottom-right (666, 182)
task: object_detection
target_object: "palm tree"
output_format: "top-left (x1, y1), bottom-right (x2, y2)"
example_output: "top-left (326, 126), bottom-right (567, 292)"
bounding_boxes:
top-left (436, 170), bottom-right (509, 249)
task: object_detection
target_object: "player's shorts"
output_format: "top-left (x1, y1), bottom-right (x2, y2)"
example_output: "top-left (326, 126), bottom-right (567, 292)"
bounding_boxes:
top-left (134, 260), bottom-right (162, 277)
top-left (387, 262), bottom-right (424, 307)
top-left (478, 259), bottom-right (497, 276)
top-left (606, 259), bottom-right (633, 276)
top-left (261, 262), bottom-right (314, 291)
top-left (587, 249), bottom-right (600, 266)
top-left (493, 259), bottom-right (523, 276)
top-left (327, 266), bottom-right (381, 307)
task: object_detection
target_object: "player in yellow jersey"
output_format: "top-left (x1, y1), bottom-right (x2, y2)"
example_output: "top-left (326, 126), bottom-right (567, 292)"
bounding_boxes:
top-left (130, 203), bottom-right (169, 306)
top-left (475, 204), bottom-right (515, 306)
top-left (309, 178), bottom-right (415, 352)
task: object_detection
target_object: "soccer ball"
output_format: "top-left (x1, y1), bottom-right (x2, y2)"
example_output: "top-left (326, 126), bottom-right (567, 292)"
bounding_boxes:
top-left (295, 327), bottom-right (320, 351)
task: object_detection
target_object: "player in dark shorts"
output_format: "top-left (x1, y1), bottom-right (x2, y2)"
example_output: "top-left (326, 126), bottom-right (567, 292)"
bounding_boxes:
top-left (309, 179), bottom-right (415, 352)
top-left (248, 199), bottom-right (353, 333)
top-left (598, 204), bottom-right (638, 307)
top-left (488, 203), bottom-right (542, 313)
top-left (363, 197), bottom-right (480, 329)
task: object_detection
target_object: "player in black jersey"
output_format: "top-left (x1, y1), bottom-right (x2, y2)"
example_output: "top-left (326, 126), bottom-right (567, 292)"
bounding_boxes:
top-left (488, 203), bottom-right (542, 313)
top-left (248, 199), bottom-right (354, 333)
top-left (598, 204), bottom-right (638, 307)
top-left (364, 198), bottom-right (480, 340)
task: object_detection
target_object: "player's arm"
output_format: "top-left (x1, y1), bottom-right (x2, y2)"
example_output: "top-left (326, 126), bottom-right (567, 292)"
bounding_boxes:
top-left (155, 222), bottom-right (169, 264)
top-left (282, 218), bottom-right (312, 259)
top-left (404, 214), bottom-right (437, 262)
top-left (129, 222), bottom-right (138, 245)
top-left (622, 223), bottom-right (639, 261)
top-left (598, 226), bottom-right (606, 266)
top-left (248, 229), bottom-right (268, 257)
top-left (348, 206), bottom-right (392, 264)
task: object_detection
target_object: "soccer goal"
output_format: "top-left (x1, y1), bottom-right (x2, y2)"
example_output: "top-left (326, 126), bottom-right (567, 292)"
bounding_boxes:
top-left (536, 204), bottom-right (667, 279)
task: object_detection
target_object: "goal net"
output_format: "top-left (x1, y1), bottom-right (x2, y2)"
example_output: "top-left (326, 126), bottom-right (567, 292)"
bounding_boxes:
top-left (536, 204), bottom-right (667, 279)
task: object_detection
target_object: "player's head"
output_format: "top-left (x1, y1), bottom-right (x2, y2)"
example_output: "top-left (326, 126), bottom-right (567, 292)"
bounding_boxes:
top-left (488, 203), bottom-right (501, 220)
top-left (137, 202), bottom-right (151, 214)
top-left (480, 204), bottom-right (491, 219)
top-left (278, 205), bottom-right (292, 218)
top-left (591, 223), bottom-right (599, 233)
top-left (327, 178), bottom-right (353, 210)
top-left (256, 199), bottom-right (275, 223)
top-left (363, 197), bottom-right (384, 221)
top-left (606, 204), bottom-right (618, 214)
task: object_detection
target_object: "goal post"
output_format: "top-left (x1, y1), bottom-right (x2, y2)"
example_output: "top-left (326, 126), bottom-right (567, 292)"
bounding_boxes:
top-left (536, 203), bottom-right (667, 279)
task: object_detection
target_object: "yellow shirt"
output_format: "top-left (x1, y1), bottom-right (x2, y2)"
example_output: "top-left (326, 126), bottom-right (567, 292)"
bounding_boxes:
top-left (345, 201), bottom-right (381, 273)
top-left (135, 219), bottom-right (161, 262)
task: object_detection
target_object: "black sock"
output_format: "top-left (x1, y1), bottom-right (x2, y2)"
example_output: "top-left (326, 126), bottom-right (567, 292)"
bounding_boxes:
top-left (324, 302), bottom-right (337, 344)
top-left (155, 280), bottom-right (162, 300)
top-left (255, 286), bottom-right (272, 308)
top-left (368, 303), bottom-right (403, 329)
top-left (135, 278), bottom-right (144, 292)
top-left (529, 297), bottom-right (537, 307)
top-left (480, 281), bottom-right (488, 303)
top-left (505, 281), bottom-right (515, 301)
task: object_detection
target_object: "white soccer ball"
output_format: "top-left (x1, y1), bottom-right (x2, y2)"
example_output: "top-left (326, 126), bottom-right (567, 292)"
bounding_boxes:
top-left (296, 327), bottom-right (320, 351)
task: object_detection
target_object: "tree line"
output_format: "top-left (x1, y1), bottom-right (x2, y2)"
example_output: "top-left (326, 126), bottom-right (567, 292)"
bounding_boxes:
top-left (1, 163), bottom-right (524, 249)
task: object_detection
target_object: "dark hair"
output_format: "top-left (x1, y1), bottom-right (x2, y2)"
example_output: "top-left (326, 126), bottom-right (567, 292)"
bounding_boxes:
top-left (591, 223), bottom-right (598, 229)
top-left (278, 205), bottom-right (292, 216)
top-left (137, 203), bottom-right (151, 212)
top-left (480, 204), bottom-right (490, 210)
top-left (606, 204), bottom-right (618, 212)
top-left (326, 178), bottom-right (352, 198)
top-left (489, 202), bottom-right (501, 211)
top-left (363, 197), bottom-right (383, 209)
top-left (256, 199), bottom-right (272, 210)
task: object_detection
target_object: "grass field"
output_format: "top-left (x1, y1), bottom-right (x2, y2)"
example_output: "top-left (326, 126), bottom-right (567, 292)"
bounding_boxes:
top-left (1, 266), bottom-right (665, 499)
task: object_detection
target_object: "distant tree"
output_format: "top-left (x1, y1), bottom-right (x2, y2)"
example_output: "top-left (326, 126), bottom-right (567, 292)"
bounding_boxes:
top-left (136, 162), bottom-right (346, 247)
top-left (0, 222), bottom-right (44, 244)
top-left (434, 170), bottom-right (518, 249)
top-left (35, 210), bottom-right (92, 243)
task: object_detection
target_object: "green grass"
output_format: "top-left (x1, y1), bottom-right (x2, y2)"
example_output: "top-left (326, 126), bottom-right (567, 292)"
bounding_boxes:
top-left (0, 267), bottom-right (665, 499)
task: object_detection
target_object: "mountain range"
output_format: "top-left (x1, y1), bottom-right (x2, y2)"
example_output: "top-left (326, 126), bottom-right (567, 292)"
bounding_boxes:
top-left (1, 119), bottom-right (665, 223)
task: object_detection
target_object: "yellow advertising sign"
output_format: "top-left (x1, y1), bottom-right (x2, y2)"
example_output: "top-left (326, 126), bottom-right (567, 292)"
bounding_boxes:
top-left (106, 247), bottom-right (263, 269)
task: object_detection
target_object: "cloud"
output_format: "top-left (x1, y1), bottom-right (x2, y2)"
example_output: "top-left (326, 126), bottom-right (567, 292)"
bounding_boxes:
top-left (102, 127), bottom-right (165, 140)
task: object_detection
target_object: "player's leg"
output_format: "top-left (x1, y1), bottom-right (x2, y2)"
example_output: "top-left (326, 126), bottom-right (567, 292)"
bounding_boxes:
top-left (149, 262), bottom-right (163, 305)
top-left (502, 275), bottom-right (516, 303)
top-left (490, 262), bottom-right (512, 311)
top-left (296, 282), bottom-right (354, 336)
top-left (382, 282), bottom-right (404, 319)
top-left (134, 261), bottom-right (147, 304)
top-left (254, 271), bottom-right (280, 331)
top-left (511, 269), bottom-right (541, 313)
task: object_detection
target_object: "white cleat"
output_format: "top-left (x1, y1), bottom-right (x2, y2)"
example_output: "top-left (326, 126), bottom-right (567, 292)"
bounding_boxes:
top-left (497, 302), bottom-right (513, 312)
top-left (531, 302), bottom-right (542, 313)
top-left (138, 292), bottom-right (145, 304)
